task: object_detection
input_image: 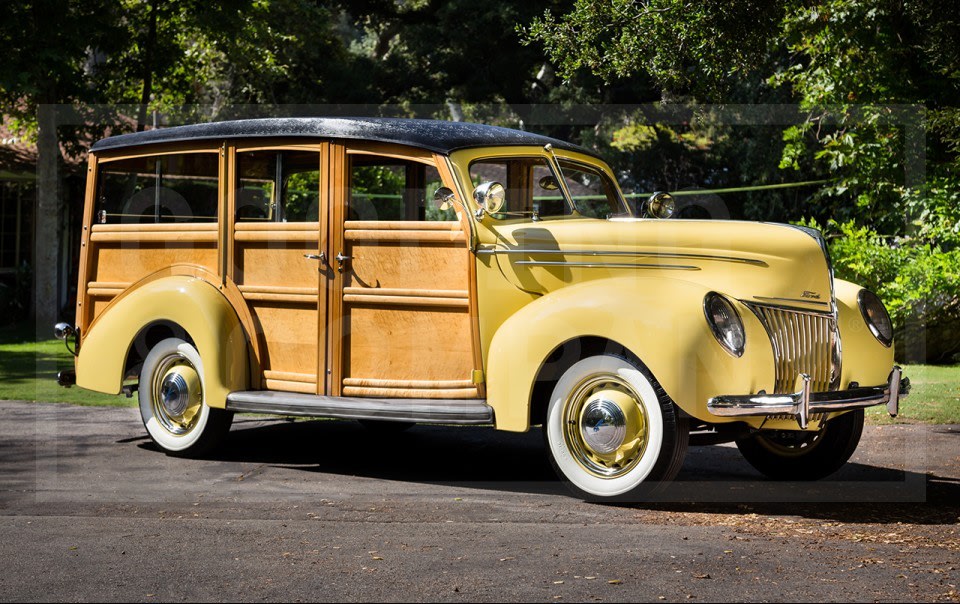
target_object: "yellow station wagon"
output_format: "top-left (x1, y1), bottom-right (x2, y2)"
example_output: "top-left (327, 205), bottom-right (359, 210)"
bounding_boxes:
top-left (55, 117), bottom-right (909, 500)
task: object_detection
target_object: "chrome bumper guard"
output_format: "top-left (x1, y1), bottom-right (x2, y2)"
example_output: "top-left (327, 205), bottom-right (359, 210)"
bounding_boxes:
top-left (707, 366), bottom-right (910, 429)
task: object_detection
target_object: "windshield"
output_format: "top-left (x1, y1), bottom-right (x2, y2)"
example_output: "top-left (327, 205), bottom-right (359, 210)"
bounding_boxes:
top-left (469, 156), bottom-right (627, 220)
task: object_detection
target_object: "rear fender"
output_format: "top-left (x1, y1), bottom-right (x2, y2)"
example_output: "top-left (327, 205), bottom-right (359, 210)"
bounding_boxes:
top-left (76, 276), bottom-right (248, 408)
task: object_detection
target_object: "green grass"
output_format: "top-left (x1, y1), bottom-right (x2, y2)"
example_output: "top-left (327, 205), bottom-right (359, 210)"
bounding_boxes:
top-left (866, 363), bottom-right (960, 424)
top-left (0, 322), bottom-right (134, 407)
top-left (1, 321), bottom-right (957, 422)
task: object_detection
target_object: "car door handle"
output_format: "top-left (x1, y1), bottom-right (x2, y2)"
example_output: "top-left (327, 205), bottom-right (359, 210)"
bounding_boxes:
top-left (335, 252), bottom-right (351, 272)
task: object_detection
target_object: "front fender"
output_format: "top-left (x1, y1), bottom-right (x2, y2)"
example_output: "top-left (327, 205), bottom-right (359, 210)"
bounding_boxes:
top-left (835, 279), bottom-right (895, 387)
top-left (76, 276), bottom-right (248, 408)
top-left (485, 275), bottom-right (775, 431)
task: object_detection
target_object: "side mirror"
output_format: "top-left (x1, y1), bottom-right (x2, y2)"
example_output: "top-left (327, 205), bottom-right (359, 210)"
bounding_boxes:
top-left (433, 187), bottom-right (457, 212)
top-left (474, 181), bottom-right (506, 215)
top-left (645, 191), bottom-right (675, 219)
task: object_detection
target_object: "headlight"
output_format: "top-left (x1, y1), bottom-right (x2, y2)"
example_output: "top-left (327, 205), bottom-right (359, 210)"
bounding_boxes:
top-left (704, 292), bottom-right (745, 357)
top-left (858, 289), bottom-right (893, 347)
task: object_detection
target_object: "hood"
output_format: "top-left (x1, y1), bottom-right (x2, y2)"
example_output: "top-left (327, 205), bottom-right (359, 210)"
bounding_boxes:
top-left (482, 218), bottom-right (834, 313)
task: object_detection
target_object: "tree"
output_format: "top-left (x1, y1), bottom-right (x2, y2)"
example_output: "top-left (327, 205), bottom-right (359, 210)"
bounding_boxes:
top-left (0, 1), bottom-right (124, 332)
top-left (526, 0), bottom-right (960, 362)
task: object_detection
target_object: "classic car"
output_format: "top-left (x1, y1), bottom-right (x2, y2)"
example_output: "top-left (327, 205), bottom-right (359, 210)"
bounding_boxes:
top-left (55, 117), bottom-right (909, 500)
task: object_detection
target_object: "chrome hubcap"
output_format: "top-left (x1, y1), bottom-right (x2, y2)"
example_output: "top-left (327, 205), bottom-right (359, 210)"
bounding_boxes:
top-left (562, 373), bottom-right (649, 478)
top-left (580, 399), bottom-right (627, 454)
top-left (151, 354), bottom-right (202, 436)
top-left (160, 373), bottom-right (190, 416)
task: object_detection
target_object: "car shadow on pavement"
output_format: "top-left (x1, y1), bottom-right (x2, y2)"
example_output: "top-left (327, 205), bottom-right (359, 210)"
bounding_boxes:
top-left (157, 417), bottom-right (960, 524)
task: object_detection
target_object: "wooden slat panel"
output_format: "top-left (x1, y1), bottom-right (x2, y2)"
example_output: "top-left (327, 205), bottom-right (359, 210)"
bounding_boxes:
top-left (264, 379), bottom-right (317, 394)
top-left (243, 292), bottom-right (318, 303)
top-left (342, 386), bottom-right (479, 399)
top-left (342, 287), bottom-right (467, 299)
top-left (235, 221), bottom-right (322, 232)
top-left (234, 230), bottom-right (320, 242)
top-left (343, 378), bottom-right (474, 389)
top-left (343, 294), bottom-right (467, 308)
top-left (344, 229), bottom-right (465, 243)
top-left (263, 370), bottom-right (317, 383)
top-left (343, 220), bottom-right (461, 231)
top-left (239, 285), bottom-right (317, 296)
top-left (90, 231), bottom-right (218, 243)
top-left (92, 223), bottom-right (216, 232)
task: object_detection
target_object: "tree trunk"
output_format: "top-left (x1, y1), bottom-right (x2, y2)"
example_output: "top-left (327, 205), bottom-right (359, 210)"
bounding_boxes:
top-left (34, 104), bottom-right (61, 335)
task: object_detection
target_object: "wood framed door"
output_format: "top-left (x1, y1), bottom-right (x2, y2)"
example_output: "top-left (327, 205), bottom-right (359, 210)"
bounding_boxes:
top-left (327, 143), bottom-right (479, 399)
top-left (229, 142), bottom-right (330, 395)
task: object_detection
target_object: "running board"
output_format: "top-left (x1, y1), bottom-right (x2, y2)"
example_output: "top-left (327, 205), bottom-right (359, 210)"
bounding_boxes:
top-left (225, 391), bottom-right (494, 425)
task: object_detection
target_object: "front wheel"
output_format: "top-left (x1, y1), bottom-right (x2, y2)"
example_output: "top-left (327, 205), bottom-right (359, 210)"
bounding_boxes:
top-left (544, 354), bottom-right (688, 501)
top-left (138, 337), bottom-right (233, 456)
top-left (735, 409), bottom-right (864, 480)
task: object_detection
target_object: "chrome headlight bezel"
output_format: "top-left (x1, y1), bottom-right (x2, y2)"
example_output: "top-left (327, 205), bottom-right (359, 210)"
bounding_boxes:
top-left (858, 289), bottom-right (894, 348)
top-left (703, 292), bottom-right (746, 358)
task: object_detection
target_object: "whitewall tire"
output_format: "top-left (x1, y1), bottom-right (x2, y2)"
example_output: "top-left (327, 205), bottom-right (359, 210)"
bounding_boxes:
top-left (138, 337), bottom-right (232, 456)
top-left (544, 354), bottom-right (688, 501)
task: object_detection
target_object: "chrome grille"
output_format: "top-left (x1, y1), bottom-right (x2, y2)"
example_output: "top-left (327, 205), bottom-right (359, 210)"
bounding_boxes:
top-left (745, 303), bottom-right (840, 394)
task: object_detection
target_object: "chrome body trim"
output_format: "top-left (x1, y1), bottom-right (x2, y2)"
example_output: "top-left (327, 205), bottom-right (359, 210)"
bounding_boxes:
top-left (753, 296), bottom-right (830, 307)
top-left (475, 247), bottom-right (767, 266)
top-left (743, 302), bottom-right (841, 393)
top-left (226, 391), bottom-right (494, 425)
top-left (707, 367), bottom-right (909, 429)
top-left (513, 260), bottom-right (700, 271)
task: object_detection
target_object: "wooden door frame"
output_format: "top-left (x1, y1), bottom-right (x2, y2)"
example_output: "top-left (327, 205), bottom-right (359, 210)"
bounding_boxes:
top-left (327, 141), bottom-right (484, 398)
top-left (227, 141), bottom-right (330, 395)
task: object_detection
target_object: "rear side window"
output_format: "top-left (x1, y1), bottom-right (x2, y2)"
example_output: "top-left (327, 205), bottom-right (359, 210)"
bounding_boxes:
top-left (96, 153), bottom-right (219, 224)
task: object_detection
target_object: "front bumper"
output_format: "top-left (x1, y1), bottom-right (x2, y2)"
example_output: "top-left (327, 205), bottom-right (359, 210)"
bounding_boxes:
top-left (707, 366), bottom-right (910, 429)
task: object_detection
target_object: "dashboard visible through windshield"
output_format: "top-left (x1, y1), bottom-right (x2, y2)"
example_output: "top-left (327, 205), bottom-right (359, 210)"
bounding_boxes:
top-left (469, 156), bottom-right (628, 220)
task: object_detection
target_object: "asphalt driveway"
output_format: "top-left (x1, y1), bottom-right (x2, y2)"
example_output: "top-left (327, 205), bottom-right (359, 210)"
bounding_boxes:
top-left (0, 401), bottom-right (957, 602)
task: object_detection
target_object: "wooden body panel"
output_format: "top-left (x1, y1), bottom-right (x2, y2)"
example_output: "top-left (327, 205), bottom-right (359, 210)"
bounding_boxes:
top-left (85, 224), bottom-right (218, 325)
top-left (80, 137), bottom-right (483, 409)
top-left (340, 221), bottom-right (475, 397)
top-left (233, 225), bottom-right (322, 392)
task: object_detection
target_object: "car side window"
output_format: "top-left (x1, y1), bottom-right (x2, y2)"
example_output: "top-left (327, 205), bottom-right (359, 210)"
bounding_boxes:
top-left (235, 151), bottom-right (320, 222)
top-left (96, 152), bottom-right (219, 224)
top-left (348, 157), bottom-right (455, 221)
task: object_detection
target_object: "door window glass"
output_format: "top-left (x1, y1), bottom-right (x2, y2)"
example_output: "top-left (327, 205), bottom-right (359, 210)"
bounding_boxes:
top-left (348, 157), bottom-right (454, 221)
top-left (236, 151), bottom-right (320, 222)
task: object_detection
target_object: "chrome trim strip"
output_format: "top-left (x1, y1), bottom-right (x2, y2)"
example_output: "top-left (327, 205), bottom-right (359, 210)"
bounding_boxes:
top-left (743, 302), bottom-right (838, 394)
top-left (226, 391), bottom-right (494, 425)
top-left (514, 260), bottom-right (700, 271)
top-left (707, 367), bottom-right (909, 429)
top-left (753, 296), bottom-right (830, 307)
top-left (475, 247), bottom-right (767, 266)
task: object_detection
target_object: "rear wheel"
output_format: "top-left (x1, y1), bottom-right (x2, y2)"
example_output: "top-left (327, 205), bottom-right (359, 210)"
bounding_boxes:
top-left (544, 354), bottom-right (688, 501)
top-left (735, 409), bottom-right (864, 480)
top-left (138, 337), bottom-right (233, 456)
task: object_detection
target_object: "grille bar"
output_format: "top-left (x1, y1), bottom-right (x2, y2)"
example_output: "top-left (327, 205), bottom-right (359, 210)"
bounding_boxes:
top-left (745, 303), bottom-right (839, 394)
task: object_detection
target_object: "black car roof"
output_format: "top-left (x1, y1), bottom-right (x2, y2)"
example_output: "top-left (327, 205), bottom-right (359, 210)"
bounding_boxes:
top-left (90, 117), bottom-right (594, 156)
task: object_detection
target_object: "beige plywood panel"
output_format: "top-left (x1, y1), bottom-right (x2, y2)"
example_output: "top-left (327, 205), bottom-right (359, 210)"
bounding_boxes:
top-left (346, 242), bottom-right (468, 292)
top-left (247, 301), bottom-right (319, 381)
top-left (235, 241), bottom-right (320, 290)
top-left (91, 243), bottom-right (218, 284)
top-left (345, 304), bottom-right (473, 384)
